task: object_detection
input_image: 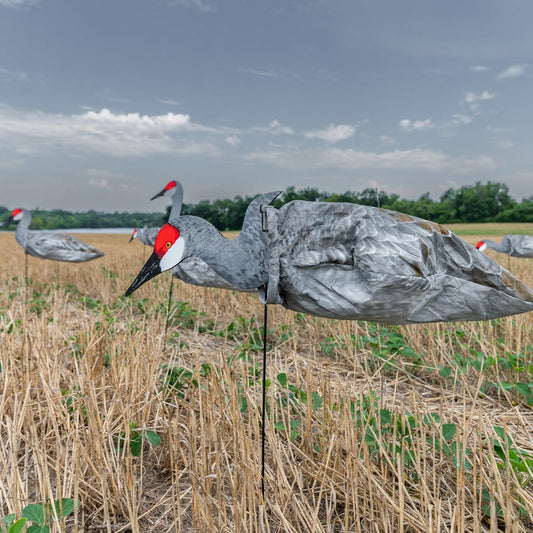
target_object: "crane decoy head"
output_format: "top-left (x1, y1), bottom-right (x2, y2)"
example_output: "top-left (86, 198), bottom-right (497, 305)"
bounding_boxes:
top-left (151, 180), bottom-right (184, 221)
top-left (4, 208), bottom-right (23, 226)
top-left (476, 241), bottom-right (487, 252)
top-left (151, 180), bottom-right (180, 201)
top-left (125, 223), bottom-right (185, 296)
top-left (129, 228), bottom-right (138, 243)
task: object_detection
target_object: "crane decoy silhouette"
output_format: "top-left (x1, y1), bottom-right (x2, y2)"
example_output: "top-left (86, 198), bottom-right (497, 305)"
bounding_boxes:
top-left (477, 235), bottom-right (533, 258)
top-left (126, 187), bottom-right (533, 324)
top-left (7, 208), bottom-right (104, 263)
top-left (151, 179), bottom-right (183, 220)
top-left (129, 226), bottom-right (160, 247)
top-left (150, 180), bottom-right (254, 292)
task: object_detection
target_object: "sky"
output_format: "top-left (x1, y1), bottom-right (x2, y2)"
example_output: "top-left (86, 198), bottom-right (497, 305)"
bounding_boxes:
top-left (1, 0), bottom-right (533, 213)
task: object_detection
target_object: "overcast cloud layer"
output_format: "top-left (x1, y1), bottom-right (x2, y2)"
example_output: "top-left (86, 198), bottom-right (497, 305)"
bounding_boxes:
top-left (1, 0), bottom-right (532, 212)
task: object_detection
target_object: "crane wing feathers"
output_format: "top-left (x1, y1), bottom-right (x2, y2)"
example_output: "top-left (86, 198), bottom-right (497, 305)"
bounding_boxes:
top-left (272, 201), bottom-right (533, 323)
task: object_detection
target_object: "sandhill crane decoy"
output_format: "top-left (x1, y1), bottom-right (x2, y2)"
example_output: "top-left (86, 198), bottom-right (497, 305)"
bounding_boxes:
top-left (126, 187), bottom-right (533, 509)
top-left (6, 208), bottom-right (104, 263)
top-left (129, 226), bottom-right (160, 247)
top-left (151, 179), bottom-right (183, 220)
top-left (125, 189), bottom-right (533, 324)
top-left (150, 180), bottom-right (253, 292)
top-left (477, 235), bottom-right (533, 258)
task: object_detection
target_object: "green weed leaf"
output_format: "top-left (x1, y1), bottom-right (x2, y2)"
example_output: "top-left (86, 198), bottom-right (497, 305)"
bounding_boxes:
top-left (3, 514), bottom-right (16, 526)
top-left (439, 366), bottom-right (452, 378)
top-left (144, 430), bottom-right (161, 447)
top-left (441, 423), bottom-right (457, 441)
top-left (379, 409), bottom-right (392, 426)
top-left (129, 434), bottom-right (143, 456)
top-left (53, 498), bottom-right (77, 518)
top-left (515, 382), bottom-right (532, 398)
top-left (22, 504), bottom-right (45, 525)
top-left (9, 519), bottom-right (27, 533)
top-left (26, 525), bottom-right (49, 533)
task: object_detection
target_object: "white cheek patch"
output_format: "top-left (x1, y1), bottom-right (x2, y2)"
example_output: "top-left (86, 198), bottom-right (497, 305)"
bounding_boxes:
top-left (160, 238), bottom-right (185, 272)
top-left (478, 243), bottom-right (487, 252)
top-left (13, 211), bottom-right (23, 221)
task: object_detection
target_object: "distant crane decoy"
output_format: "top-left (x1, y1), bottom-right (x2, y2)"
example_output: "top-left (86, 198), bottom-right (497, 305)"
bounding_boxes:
top-left (129, 226), bottom-right (160, 247)
top-left (6, 208), bottom-right (104, 263)
top-left (477, 235), bottom-right (533, 258)
top-left (126, 187), bottom-right (533, 324)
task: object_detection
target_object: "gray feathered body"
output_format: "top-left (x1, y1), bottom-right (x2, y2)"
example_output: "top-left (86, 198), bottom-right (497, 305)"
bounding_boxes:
top-left (172, 194), bottom-right (533, 324)
top-left (14, 209), bottom-right (104, 263)
top-left (263, 201), bottom-right (533, 324)
top-left (483, 235), bottom-right (533, 258)
top-left (172, 257), bottom-right (254, 292)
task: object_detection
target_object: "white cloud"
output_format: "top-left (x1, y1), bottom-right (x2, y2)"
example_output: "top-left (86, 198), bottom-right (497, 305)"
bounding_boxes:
top-left (0, 107), bottom-right (232, 157)
top-left (497, 64), bottom-right (528, 80)
top-left (0, 67), bottom-right (41, 82)
top-left (242, 144), bottom-right (295, 165)
top-left (398, 114), bottom-right (472, 136)
top-left (486, 124), bottom-right (513, 134)
top-left (81, 108), bottom-right (190, 129)
top-left (240, 68), bottom-right (279, 78)
top-left (169, 0), bottom-right (217, 13)
top-left (461, 91), bottom-right (495, 111)
top-left (240, 67), bottom-right (303, 82)
top-left (102, 95), bottom-right (132, 104)
top-left (463, 91), bottom-right (495, 103)
top-left (87, 167), bottom-right (131, 181)
top-left (243, 145), bottom-right (495, 174)
top-left (327, 147), bottom-right (446, 170)
top-left (157, 98), bottom-right (180, 106)
top-left (253, 119), bottom-right (294, 135)
top-left (304, 123), bottom-right (356, 142)
top-left (225, 135), bottom-right (241, 146)
top-left (449, 114), bottom-right (472, 125)
top-left (88, 178), bottom-right (110, 189)
top-left (379, 135), bottom-right (395, 144)
top-left (470, 65), bottom-right (490, 72)
top-left (398, 119), bottom-right (433, 132)
top-left (0, 0), bottom-right (38, 7)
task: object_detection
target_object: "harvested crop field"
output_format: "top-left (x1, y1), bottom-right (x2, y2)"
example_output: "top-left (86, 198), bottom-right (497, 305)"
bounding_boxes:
top-left (1, 230), bottom-right (533, 532)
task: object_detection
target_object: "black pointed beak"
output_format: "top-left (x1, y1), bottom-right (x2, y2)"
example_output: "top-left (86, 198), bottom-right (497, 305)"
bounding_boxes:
top-left (128, 234), bottom-right (135, 243)
top-left (125, 252), bottom-right (162, 296)
top-left (4, 215), bottom-right (13, 227)
top-left (151, 188), bottom-right (166, 201)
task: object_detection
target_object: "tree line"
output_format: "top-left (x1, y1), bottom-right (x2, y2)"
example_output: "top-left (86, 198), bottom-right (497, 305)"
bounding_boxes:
top-left (0, 208), bottom-right (167, 231)
top-left (181, 181), bottom-right (533, 229)
top-left (2, 181), bottom-right (533, 232)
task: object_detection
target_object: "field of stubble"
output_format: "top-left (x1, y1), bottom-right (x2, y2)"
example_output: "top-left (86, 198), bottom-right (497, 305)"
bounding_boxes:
top-left (1, 226), bottom-right (533, 532)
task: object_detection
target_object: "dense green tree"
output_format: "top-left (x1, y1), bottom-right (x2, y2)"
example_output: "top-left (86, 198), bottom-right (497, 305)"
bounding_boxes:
top-left (279, 186), bottom-right (325, 204)
top-left (440, 181), bottom-right (515, 222)
top-left (496, 196), bottom-right (533, 222)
